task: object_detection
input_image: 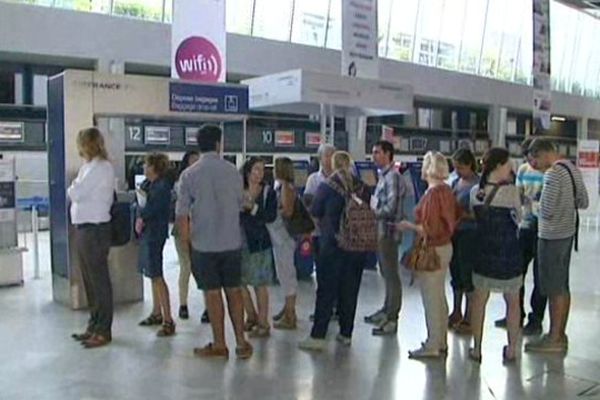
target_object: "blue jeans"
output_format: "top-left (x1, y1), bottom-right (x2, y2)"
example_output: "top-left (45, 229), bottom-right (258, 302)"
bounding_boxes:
top-left (311, 245), bottom-right (365, 339)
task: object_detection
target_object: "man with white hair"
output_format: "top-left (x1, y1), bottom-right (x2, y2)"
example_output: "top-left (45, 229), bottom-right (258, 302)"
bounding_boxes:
top-left (304, 143), bottom-right (337, 319)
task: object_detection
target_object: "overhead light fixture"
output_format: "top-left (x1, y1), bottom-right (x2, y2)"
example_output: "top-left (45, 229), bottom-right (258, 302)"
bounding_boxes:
top-left (551, 116), bottom-right (566, 122)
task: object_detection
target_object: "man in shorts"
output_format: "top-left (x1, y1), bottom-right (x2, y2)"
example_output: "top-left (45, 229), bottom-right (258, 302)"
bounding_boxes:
top-left (525, 138), bottom-right (588, 353)
top-left (176, 125), bottom-right (252, 359)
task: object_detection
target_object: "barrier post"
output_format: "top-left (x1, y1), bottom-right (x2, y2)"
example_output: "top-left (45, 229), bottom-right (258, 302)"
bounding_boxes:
top-left (32, 205), bottom-right (40, 280)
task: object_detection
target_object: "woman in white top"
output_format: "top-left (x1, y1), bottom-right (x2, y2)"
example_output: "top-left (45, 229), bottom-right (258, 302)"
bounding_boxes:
top-left (67, 127), bottom-right (115, 349)
top-left (269, 157), bottom-right (298, 330)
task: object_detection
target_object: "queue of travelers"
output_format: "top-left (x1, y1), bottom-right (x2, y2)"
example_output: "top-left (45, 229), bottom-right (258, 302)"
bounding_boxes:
top-left (67, 125), bottom-right (588, 364)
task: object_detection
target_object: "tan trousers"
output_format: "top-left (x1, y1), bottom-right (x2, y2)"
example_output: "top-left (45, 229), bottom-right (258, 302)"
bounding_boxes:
top-left (417, 243), bottom-right (453, 350)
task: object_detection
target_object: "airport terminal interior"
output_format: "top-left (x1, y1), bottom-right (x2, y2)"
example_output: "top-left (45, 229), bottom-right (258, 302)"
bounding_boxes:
top-left (2, 0), bottom-right (600, 399)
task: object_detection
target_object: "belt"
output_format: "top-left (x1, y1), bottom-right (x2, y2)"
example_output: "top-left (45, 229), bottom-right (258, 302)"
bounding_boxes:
top-left (75, 222), bottom-right (110, 229)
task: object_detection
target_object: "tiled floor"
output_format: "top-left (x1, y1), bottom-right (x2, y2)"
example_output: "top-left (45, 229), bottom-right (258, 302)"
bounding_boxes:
top-left (1, 229), bottom-right (600, 400)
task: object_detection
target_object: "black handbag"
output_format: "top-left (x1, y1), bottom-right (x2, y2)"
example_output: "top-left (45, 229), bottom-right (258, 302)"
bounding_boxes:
top-left (110, 192), bottom-right (133, 247)
top-left (283, 195), bottom-right (315, 236)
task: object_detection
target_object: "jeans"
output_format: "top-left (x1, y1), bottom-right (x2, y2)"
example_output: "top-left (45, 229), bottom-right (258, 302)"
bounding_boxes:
top-left (519, 227), bottom-right (547, 324)
top-left (311, 245), bottom-right (365, 338)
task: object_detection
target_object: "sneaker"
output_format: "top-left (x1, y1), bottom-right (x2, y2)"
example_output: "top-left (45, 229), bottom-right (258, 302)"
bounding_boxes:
top-left (298, 337), bottom-right (327, 352)
top-left (522, 321), bottom-right (543, 336)
top-left (525, 334), bottom-right (567, 353)
top-left (179, 305), bottom-right (189, 320)
top-left (364, 310), bottom-right (387, 325)
top-left (372, 320), bottom-right (398, 336)
top-left (336, 334), bottom-right (352, 347)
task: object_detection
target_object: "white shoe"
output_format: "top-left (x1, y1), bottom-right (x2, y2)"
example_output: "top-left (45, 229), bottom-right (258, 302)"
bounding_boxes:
top-left (336, 334), bottom-right (351, 347)
top-left (298, 337), bottom-right (327, 352)
top-left (408, 345), bottom-right (442, 359)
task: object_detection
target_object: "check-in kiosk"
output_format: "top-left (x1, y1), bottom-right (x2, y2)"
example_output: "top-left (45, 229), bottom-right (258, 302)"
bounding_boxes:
top-left (47, 70), bottom-right (248, 309)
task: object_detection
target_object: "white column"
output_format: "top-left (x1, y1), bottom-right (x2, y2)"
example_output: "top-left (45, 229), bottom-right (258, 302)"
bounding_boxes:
top-left (488, 105), bottom-right (508, 148)
top-left (578, 117), bottom-right (589, 140)
top-left (346, 116), bottom-right (367, 161)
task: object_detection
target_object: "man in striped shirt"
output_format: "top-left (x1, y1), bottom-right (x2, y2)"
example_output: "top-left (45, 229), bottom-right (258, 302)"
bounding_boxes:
top-left (365, 140), bottom-right (408, 336)
top-left (525, 138), bottom-right (588, 354)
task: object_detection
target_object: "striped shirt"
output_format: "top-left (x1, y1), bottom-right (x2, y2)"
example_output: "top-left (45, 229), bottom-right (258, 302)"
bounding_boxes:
top-left (373, 164), bottom-right (407, 241)
top-left (516, 162), bottom-right (544, 229)
top-left (539, 160), bottom-right (589, 240)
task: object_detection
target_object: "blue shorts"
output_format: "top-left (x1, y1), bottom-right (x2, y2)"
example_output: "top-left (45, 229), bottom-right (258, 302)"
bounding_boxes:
top-left (138, 238), bottom-right (167, 279)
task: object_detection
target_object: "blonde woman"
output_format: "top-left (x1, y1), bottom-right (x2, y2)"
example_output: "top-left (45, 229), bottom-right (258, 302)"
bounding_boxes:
top-left (299, 151), bottom-right (371, 351)
top-left (268, 157), bottom-right (299, 330)
top-left (397, 151), bottom-right (459, 359)
top-left (68, 127), bottom-right (115, 349)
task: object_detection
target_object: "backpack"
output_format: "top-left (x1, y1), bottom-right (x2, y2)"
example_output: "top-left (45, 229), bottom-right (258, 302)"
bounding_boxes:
top-left (327, 177), bottom-right (378, 252)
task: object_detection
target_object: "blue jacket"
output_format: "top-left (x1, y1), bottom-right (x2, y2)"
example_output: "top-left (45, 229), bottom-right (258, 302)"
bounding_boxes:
top-left (139, 178), bottom-right (172, 242)
top-left (240, 184), bottom-right (277, 253)
top-left (310, 174), bottom-right (370, 250)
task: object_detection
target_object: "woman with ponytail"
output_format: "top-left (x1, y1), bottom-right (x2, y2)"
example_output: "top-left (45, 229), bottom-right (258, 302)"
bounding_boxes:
top-left (468, 147), bottom-right (522, 364)
top-left (299, 151), bottom-right (371, 352)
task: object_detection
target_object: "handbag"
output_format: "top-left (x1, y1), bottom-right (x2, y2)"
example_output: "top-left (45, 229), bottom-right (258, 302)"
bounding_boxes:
top-left (284, 195), bottom-right (315, 236)
top-left (401, 235), bottom-right (440, 272)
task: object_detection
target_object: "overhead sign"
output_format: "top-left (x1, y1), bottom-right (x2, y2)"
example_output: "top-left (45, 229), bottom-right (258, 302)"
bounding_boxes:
top-left (305, 132), bottom-right (322, 147)
top-left (342, 0), bottom-right (379, 79)
top-left (0, 122), bottom-right (24, 143)
top-left (532, 0), bottom-right (551, 133)
top-left (275, 131), bottom-right (295, 147)
top-left (171, 0), bottom-right (226, 82)
top-left (169, 82), bottom-right (248, 114)
top-left (144, 126), bottom-right (171, 146)
top-left (577, 140), bottom-right (599, 214)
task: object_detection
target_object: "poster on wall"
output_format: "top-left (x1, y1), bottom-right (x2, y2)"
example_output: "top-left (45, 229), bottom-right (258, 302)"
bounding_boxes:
top-left (532, 0), bottom-right (551, 133)
top-left (577, 140), bottom-right (599, 212)
top-left (171, 0), bottom-right (226, 82)
top-left (0, 158), bottom-right (17, 249)
top-left (341, 0), bottom-right (379, 79)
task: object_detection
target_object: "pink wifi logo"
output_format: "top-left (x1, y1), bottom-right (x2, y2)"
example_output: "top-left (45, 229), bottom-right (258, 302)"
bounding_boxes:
top-left (175, 36), bottom-right (222, 82)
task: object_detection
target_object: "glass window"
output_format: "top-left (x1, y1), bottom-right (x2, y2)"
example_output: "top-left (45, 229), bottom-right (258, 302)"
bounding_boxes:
top-left (163, 0), bottom-right (172, 23)
top-left (226, 0), bottom-right (254, 35)
top-left (290, 0), bottom-right (329, 47)
top-left (113, 0), bottom-right (163, 21)
top-left (326, 0), bottom-right (341, 50)
top-left (384, 0), bottom-right (419, 62)
top-left (413, 0), bottom-right (444, 67)
top-left (459, 0), bottom-right (488, 74)
top-left (253, 0), bottom-right (294, 42)
top-left (514, 3), bottom-right (532, 84)
top-left (479, 0), bottom-right (508, 78)
top-left (436, 0), bottom-right (467, 70)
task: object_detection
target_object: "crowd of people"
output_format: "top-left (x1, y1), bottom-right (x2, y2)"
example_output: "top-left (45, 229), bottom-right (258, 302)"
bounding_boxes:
top-left (67, 124), bottom-right (589, 364)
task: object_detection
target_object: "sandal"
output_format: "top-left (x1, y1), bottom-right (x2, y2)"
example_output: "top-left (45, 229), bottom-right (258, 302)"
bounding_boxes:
top-left (273, 315), bottom-right (297, 330)
top-left (272, 308), bottom-right (285, 322)
top-left (139, 314), bottom-right (163, 326)
top-left (157, 320), bottom-right (176, 337)
top-left (448, 314), bottom-right (463, 329)
top-left (193, 343), bottom-right (229, 359)
top-left (249, 324), bottom-right (271, 338)
top-left (502, 345), bottom-right (517, 364)
top-left (71, 331), bottom-right (93, 341)
top-left (454, 321), bottom-right (472, 335)
top-left (82, 334), bottom-right (111, 349)
top-left (235, 343), bottom-right (254, 360)
top-left (468, 348), bottom-right (482, 364)
top-left (244, 319), bottom-right (258, 332)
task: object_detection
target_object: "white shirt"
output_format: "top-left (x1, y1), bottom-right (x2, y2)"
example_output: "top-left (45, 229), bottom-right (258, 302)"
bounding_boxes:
top-left (304, 169), bottom-right (328, 196)
top-left (68, 158), bottom-right (115, 225)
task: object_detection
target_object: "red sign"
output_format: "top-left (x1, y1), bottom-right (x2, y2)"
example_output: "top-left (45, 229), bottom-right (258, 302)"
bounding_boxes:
top-left (305, 132), bottom-right (322, 147)
top-left (578, 152), bottom-right (599, 168)
top-left (275, 130), bottom-right (295, 146)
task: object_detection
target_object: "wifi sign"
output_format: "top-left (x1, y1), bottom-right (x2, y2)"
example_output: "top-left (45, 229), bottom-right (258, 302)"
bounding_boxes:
top-left (175, 36), bottom-right (222, 82)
